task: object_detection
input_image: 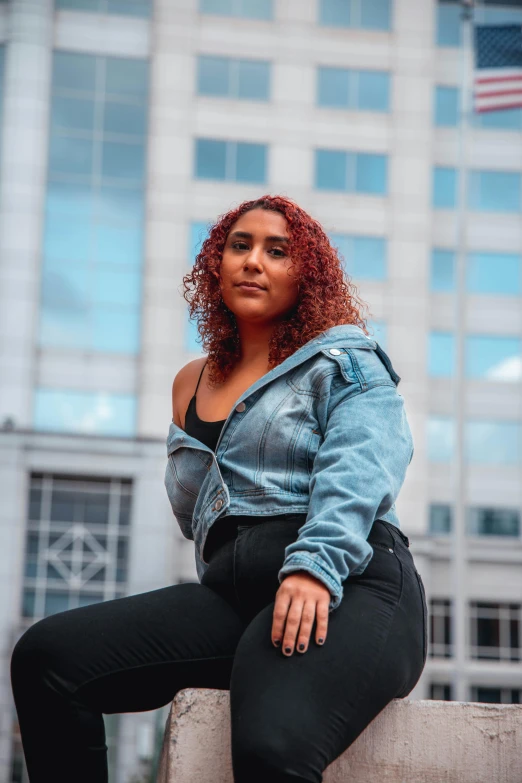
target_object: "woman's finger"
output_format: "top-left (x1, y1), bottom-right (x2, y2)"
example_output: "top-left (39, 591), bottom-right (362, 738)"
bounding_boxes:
top-left (315, 598), bottom-right (329, 646)
top-left (271, 590), bottom-right (291, 647)
top-left (296, 600), bottom-right (316, 653)
top-left (281, 599), bottom-right (304, 656)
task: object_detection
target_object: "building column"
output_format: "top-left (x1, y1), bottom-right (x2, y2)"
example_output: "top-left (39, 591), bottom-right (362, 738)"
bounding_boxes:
top-left (0, 0), bottom-right (54, 429)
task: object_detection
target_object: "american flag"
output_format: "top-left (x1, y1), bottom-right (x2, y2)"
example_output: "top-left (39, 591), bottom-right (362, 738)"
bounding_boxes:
top-left (473, 24), bottom-right (522, 113)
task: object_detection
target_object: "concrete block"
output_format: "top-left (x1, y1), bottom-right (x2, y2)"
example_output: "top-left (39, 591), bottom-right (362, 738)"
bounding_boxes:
top-left (157, 688), bottom-right (522, 783)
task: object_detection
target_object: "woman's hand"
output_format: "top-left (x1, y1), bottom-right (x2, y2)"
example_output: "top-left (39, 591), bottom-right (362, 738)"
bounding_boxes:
top-left (271, 571), bottom-right (330, 655)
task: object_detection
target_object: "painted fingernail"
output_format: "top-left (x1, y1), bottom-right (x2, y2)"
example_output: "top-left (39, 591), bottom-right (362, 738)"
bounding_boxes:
top-left (298, 643), bottom-right (305, 651)
top-left (284, 646), bottom-right (292, 655)
top-left (318, 638), bottom-right (324, 645)
top-left (273, 639), bottom-right (281, 647)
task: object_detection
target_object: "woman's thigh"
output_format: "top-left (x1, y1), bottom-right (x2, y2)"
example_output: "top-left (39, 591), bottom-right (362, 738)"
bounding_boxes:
top-left (229, 533), bottom-right (426, 783)
top-left (12, 582), bottom-right (245, 714)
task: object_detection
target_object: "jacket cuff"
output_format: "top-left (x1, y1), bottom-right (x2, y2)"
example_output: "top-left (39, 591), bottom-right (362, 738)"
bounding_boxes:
top-left (278, 553), bottom-right (343, 612)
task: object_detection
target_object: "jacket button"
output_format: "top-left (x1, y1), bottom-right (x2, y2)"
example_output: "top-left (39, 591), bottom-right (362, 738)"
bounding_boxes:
top-left (235, 402), bottom-right (246, 412)
top-left (214, 498), bottom-right (223, 511)
top-left (329, 348), bottom-right (341, 355)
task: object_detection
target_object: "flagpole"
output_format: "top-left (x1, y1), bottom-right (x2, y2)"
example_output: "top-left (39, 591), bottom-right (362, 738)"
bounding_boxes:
top-left (451, 0), bottom-right (474, 704)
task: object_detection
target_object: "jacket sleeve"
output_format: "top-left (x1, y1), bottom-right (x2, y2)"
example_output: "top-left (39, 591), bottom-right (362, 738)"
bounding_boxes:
top-left (277, 381), bottom-right (414, 611)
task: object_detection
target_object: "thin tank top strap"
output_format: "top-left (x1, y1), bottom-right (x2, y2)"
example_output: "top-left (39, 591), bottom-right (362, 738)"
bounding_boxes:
top-left (194, 360), bottom-right (207, 395)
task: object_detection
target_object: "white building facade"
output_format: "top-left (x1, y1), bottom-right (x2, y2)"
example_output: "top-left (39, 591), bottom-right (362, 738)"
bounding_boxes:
top-left (0, 0), bottom-right (521, 780)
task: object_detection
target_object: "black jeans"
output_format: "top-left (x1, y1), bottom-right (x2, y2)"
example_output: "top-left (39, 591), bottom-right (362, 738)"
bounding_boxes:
top-left (11, 515), bottom-right (427, 783)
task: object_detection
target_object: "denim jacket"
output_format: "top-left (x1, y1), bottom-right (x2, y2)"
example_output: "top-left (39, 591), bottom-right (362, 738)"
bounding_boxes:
top-left (165, 324), bottom-right (414, 610)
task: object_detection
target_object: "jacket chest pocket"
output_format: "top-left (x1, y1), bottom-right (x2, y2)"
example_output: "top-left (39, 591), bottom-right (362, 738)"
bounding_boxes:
top-left (165, 447), bottom-right (212, 524)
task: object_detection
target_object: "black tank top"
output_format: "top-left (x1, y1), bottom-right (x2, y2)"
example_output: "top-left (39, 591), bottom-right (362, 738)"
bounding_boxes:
top-left (183, 361), bottom-right (226, 452)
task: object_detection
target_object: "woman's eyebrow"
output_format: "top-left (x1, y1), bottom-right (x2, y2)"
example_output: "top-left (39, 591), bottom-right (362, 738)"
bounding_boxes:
top-left (230, 230), bottom-right (289, 243)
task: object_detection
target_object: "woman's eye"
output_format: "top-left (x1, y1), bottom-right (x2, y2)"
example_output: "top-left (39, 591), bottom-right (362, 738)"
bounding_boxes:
top-left (269, 248), bottom-right (286, 257)
top-left (232, 241), bottom-right (249, 250)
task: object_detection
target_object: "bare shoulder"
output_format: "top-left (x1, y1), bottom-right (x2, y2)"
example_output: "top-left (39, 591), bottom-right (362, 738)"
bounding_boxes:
top-left (171, 356), bottom-right (207, 428)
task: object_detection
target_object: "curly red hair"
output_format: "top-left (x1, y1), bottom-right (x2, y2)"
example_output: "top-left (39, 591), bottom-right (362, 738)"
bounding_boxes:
top-left (182, 195), bottom-right (371, 387)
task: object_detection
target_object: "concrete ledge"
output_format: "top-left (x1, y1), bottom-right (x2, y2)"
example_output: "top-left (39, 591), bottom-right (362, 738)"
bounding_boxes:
top-left (157, 688), bottom-right (522, 782)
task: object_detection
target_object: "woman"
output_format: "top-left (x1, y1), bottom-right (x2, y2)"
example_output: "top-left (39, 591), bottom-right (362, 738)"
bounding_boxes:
top-left (11, 195), bottom-right (427, 783)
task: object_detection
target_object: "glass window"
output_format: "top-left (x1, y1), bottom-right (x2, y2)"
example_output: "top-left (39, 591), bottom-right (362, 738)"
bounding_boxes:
top-left (198, 55), bottom-right (231, 97)
top-left (466, 335), bottom-right (522, 382)
top-left (435, 85), bottom-right (459, 126)
top-left (428, 416), bottom-right (454, 462)
top-left (466, 421), bottom-right (521, 464)
top-left (317, 67), bottom-right (351, 108)
top-left (435, 83), bottom-right (522, 129)
top-left (199, 0), bottom-right (273, 20)
top-left (358, 70), bottom-right (390, 111)
top-left (470, 601), bottom-right (520, 662)
top-left (195, 138), bottom-right (227, 179)
top-left (331, 233), bottom-right (387, 280)
top-left (431, 249), bottom-right (455, 291)
top-left (41, 52), bottom-right (148, 355)
top-left (237, 59), bottom-right (270, 100)
top-left (468, 170), bottom-right (522, 213)
top-left (318, 67), bottom-right (390, 111)
top-left (235, 141), bottom-right (266, 183)
top-left (315, 149), bottom-right (347, 190)
top-left (356, 153), bottom-right (387, 194)
top-left (319, 0), bottom-right (391, 30)
top-left (429, 332), bottom-right (455, 376)
top-left (475, 107), bottom-right (522, 131)
top-left (433, 166), bottom-right (457, 208)
top-left (198, 56), bottom-right (270, 100)
top-left (467, 252), bottom-right (521, 295)
top-left (34, 390), bottom-right (136, 436)
top-left (316, 150), bottom-right (387, 194)
top-left (468, 507), bottom-right (520, 537)
top-left (195, 138), bottom-right (267, 183)
top-left (56, 0), bottom-right (151, 16)
top-left (429, 503), bottom-right (452, 535)
top-left (436, 2), bottom-right (461, 47)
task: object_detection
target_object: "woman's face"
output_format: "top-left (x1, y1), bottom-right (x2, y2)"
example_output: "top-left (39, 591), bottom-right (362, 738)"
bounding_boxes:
top-left (219, 208), bottom-right (300, 326)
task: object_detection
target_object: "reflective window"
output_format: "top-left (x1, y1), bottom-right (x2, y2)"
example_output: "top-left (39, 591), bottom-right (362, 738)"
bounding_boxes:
top-left (470, 601), bottom-right (520, 662)
top-left (40, 52), bottom-right (149, 355)
top-left (317, 67), bottom-right (390, 112)
top-left (330, 233), bottom-right (387, 280)
top-left (21, 473), bottom-right (131, 621)
top-left (56, 0), bottom-right (151, 16)
top-left (429, 332), bottom-right (455, 376)
top-left (434, 85), bottom-right (522, 129)
top-left (468, 170), bottom-right (522, 213)
top-left (466, 421), bottom-right (521, 464)
top-left (466, 335), bottom-right (522, 382)
top-left (186, 221), bottom-right (210, 354)
top-left (470, 686), bottom-right (521, 704)
top-left (436, 1), bottom-right (522, 47)
top-left (199, 0), bottom-right (273, 20)
top-left (319, 0), bottom-right (392, 30)
top-left (195, 138), bottom-right (267, 183)
top-left (467, 252), bottom-right (521, 295)
top-left (433, 166), bottom-right (457, 208)
top-left (434, 85), bottom-right (459, 126)
top-left (198, 55), bottom-right (270, 101)
top-left (427, 416), bottom-right (454, 461)
top-left (468, 507), bottom-right (520, 537)
top-left (431, 250), bottom-right (521, 294)
top-left (431, 249), bottom-right (455, 291)
top-left (429, 503), bottom-right (452, 535)
top-left (34, 390), bottom-right (137, 436)
top-left (315, 149), bottom-right (387, 194)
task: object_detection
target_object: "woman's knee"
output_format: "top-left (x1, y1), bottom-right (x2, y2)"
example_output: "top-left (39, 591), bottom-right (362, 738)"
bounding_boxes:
top-left (11, 613), bottom-right (72, 689)
top-left (232, 724), bottom-right (320, 783)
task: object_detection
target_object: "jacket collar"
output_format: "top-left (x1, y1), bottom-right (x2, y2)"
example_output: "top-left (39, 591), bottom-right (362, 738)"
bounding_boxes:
top-left (168, 324), bottom-right (397, 452)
